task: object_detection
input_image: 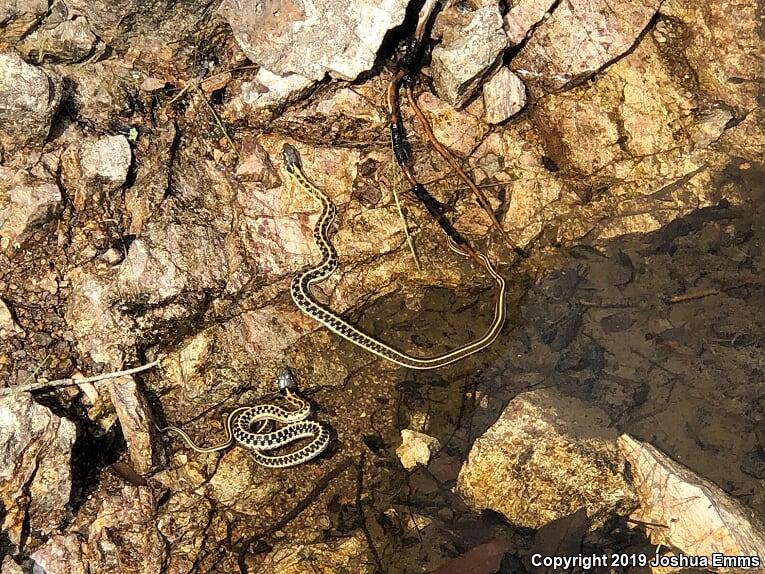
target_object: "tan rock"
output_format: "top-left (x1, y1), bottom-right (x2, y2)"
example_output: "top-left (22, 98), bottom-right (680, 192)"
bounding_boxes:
top-left (457, 388), bottom-right (636, 528)
top-left (483, 66), bottom-right (527, 124)
top-left (108, 375), bottom-right (159, 474)
top-left (61, 135), bottom-right (132, 210)
top-left (432, 4), bottom-right (508, 108)
top-left (0, 393), bottom-right (76, 546)
top-left (513, 0), bottom-right (660, 93)
top-left (504, 0), bottom-right (555, 44)
top-left (266, 531), bottom-right (374, 574)
top-left (0, 51), bottom-right (61, 152)
top-left (619, 434), bottom-right (765, 573)
top-left (0, 298), bottom-right (24, 338)
top-left (218, 0), bottom-right (409, 81)
top-left (396, 429), bottom-right (441, 470)
top-left (30, 534), bottom-right (88, 574)
top-left (0, 167), bottom-right (62, 250)
top-left (208, 449), bottom-right (283, 515)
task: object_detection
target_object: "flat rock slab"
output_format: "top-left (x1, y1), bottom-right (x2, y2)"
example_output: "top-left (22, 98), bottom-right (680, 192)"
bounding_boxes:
top-left (619, 434), bottom-right (765, 572)
top-left (218, 0), bottom-right (409, 81)
top-left (512, 0), bottom-right (660, 93)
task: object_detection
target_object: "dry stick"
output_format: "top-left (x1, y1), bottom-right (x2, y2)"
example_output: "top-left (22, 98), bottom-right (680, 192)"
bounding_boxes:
top-left (0, 361), bottom-right (160, 397)
top-left (389, 160), bottom-right (422, 270)
top-left (405, 85), bottom-right (520, 253)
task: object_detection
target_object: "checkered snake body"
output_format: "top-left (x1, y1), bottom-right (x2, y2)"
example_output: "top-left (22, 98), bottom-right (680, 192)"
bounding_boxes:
top-left (282, 143), bottom-right (507, 370)
top-left (159, 367), bottom-right (329, 468)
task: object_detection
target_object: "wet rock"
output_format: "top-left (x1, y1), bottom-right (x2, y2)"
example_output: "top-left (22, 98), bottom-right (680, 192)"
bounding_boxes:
top-left (619, 434), bottom-right (765, 569)
top-left (266, 531), bottom-right (374, 574)
top-left (457, 388), bottom-right (636, 529)
top-left (513, 0), bottom-right (660, 93)
top-left (483, 67), bottom-right (527, 124)
top-left (0, 51), bottom-right (62, 152)
top-left (29, 534), bottom-right (88, 574)
top-left (0, 393), bottom-right (76, 547)
top-left (0, 167), bottom-right (62, 250)
top-left (504, 0), bottom-right (555, 45)
top-left (108, 375), bottom-right (159, 474)
top-left (18, 17), bottom-right (98, 63)
top-left (218, 0), bottom-right (409, 82)
top-left (0, 0), bottom-right (48, 50)
top-left (61, 135), bottom-right (132, 210)
top-left (0, 298), bottom-right (23, 338)
top-left (432, 4), bottom-right (508, 108)
top-left (396, 429), bottom-right (441, 471)
top-left (208, 449), bottom-right (283, 514)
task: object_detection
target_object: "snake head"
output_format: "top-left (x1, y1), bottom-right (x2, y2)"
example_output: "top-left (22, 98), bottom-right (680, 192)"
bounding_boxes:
top-left (276, 366), bottom-right (297, 391)
top-left (282, 143), bottom-right (302, 174)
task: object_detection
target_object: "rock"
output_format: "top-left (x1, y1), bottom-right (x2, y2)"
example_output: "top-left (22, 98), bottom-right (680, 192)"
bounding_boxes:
top-left (84, 485), bottom-right (166, 574)
top-left (30, 534), bottom-right (88, 574)
top-left (18, 17), bottom-right (98, 63)
top-left (0, 298), bottom-right (23, 338)
top-left (108, 375), bottom-right (159, 474)
top-left (0, 393), bottom-right (76, 547)
top-left (266, 531), bottom-right (375, 574)
top-left (0, 51), bottom-right (62, 152)
top-left (618, 434), bottom-right (765, 571)
top-left (0, 557), bottom-right (23, 574)
top-left (235, 137), bottom-right (281, 188)
top-left (482, 67), bottom-right (527, 124)
top-left (62, 60), bottom-right (134, 129)
top-left (218, 0), bottom-right (409, 82)
top-left (660, 1), bottom-right (761, 111)
top-left (61, 135), bottom-right (132, 210)
top-left (431, 4), bottom-right (508, 108)
top-left (457, 389), bottom-right (636, 529)
top-left (0, 167), bottom-right (62, 250)
top-left (512, 0), bottom-right (660, 93)
top-left (0, 0), bottom-right (48, 49)
top-left (504, 0), bottom-right (555, 45)
top-left (416, 92), bottom-right (488, 157)
top-left (689, 107), bottom-right (734, 149)
top-left (65, 269), bottom-right (136, 367)
top-left (396, 429), bottom-right (441, 471)
top-left (225, 68), bottom-right (315, 117)
top-left (208, 449), bottom-right (283, 515)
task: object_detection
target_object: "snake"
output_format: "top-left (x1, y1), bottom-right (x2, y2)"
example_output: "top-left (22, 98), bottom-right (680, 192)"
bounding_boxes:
top-left (158, 367), bottom-right (330, 468)
top-left (282, 143), bottom-right (507, 370)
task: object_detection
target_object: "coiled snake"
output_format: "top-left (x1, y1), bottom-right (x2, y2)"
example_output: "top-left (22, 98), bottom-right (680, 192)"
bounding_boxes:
top-left (283, 143), bottom-right (507, 370)
top-left (158, 367), bottom-right (329, 468)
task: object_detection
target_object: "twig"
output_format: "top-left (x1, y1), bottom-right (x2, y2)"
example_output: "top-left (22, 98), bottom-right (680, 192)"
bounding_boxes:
top-left (193, 84), bottom-right (240, 158)
top-left (405, 85), bottom-right (520, 253)
top-left (389, 158), bottom-right (422, 270)
top-left (668, 280), bottom-right (764, 303)
top-left (0, 361), bottom-right (160, 397)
